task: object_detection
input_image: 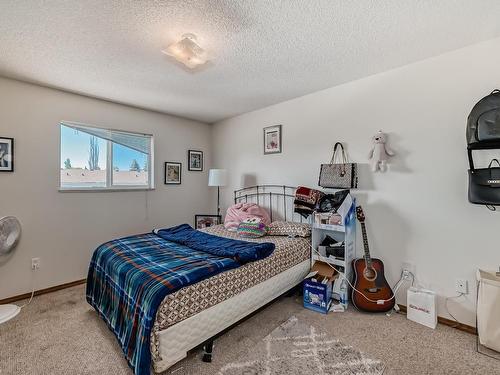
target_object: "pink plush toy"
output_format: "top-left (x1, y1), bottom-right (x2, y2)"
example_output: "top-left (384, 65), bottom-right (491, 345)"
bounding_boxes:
top-left (224, 203), bottom-right (271, 231)
top-left (368, 130), bottom-right (395, 172)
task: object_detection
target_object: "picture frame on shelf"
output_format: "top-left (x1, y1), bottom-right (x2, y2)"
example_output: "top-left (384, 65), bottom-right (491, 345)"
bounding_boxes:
top-left (188, 150), bottom-right (203, 171)
top-left (263, 125), bottom-right (282, 154)
top-left (194, 214), bottom-right (221, 229)
top-left (164, 162), bottom-right (181, 184)
top-left (0, 137), bottom-right (14, 172)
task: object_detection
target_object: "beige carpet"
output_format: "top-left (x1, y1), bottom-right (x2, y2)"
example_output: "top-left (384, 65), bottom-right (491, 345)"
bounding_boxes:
top-left (216, 315), bottom-right (385, 374)
top-left (0, 285), bottom-right (498, 375)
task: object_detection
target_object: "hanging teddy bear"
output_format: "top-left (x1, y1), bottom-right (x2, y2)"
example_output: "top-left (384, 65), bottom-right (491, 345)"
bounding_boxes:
top-left (368, 130), bottom-right (395, 172)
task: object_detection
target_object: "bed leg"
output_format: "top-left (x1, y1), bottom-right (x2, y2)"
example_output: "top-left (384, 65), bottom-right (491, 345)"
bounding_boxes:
top-left (202, 340), bottom-right (213, 363)
top-left (285, 284), bottom-right (301, 297)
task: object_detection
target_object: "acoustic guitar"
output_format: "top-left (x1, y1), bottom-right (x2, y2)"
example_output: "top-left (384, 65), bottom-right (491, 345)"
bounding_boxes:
top-left (351, 206), bottom-right (395, 313)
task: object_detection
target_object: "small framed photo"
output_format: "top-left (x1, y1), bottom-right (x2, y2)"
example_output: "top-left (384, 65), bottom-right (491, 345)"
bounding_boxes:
top-left (0, 137), bottom-right (14, 172)
top-left (188, 150), bottom-right (203, 171)
top-left (263, 125), bottom-right (282, 154)
top-left (164, 162), bottom-right (181, 184)
top-left (195, 214), bottom-right (221, 229)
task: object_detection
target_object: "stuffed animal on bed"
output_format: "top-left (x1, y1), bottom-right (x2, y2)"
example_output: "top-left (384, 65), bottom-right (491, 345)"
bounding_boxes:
top-left (368, 130), bottom-right (395, 172)
top-left (237, 217), bottom-right (268, 238)
top-left (224, 203), bottom-right (271, 231)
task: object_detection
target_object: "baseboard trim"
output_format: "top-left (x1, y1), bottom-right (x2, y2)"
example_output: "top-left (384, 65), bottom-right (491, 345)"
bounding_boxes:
top-left (0, 279), bottom-right (86, 305)
top-left (398, 304), bottom-right (477, 335)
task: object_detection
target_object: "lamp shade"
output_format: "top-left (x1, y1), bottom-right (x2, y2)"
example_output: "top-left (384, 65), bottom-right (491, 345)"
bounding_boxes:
top-left (208, 169), bottom-right (227, 187)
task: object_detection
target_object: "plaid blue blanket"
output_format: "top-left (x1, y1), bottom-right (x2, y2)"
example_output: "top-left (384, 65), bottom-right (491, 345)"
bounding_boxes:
top-left (86, 224), bottom-right (274, 375)
top-left (154, 223), bottom-right (275, 262)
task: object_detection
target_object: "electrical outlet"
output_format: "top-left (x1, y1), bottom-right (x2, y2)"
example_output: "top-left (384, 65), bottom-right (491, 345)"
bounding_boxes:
top-left (455, 278), bottom-right (468, 294)
top-left (31, 257), bottom-right (40, 270)
top-left (402, 262), bottom-right (415, 280)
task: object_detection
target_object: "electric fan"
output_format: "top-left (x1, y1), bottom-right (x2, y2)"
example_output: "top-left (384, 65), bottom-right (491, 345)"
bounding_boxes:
top-left (0, 216), bottom-right (22, 324)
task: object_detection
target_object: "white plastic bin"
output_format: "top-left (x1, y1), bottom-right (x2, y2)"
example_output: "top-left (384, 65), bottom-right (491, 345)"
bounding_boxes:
top-left (477, 269), bottom-right (500, 352)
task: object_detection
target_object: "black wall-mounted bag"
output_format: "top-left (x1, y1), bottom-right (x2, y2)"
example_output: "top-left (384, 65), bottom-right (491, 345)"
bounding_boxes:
top-left (466, 89), bottom-right (500, 147)
top-left (467, 90), bottom-right (500, 208)
top-left (468, 159), bottom-right (500, 206)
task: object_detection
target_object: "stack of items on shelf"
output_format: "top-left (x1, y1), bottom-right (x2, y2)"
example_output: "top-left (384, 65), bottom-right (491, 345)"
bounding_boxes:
top-left (318, 235), bottom-right (345, 261)
top-left (296, 186), bottom-right (356, 315)
top-left (313, 189), bottom-right (353, 228)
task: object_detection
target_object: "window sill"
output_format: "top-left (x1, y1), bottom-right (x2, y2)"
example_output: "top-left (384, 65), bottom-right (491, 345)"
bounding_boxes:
top-left (58, 187), bottom-right (155, 193)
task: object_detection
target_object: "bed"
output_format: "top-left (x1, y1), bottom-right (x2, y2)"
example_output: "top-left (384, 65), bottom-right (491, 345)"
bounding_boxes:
top-left (87, 185), bottom-right (311, 374)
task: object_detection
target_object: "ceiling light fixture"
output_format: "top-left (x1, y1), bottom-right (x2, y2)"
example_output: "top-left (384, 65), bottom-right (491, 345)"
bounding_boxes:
top-left (162, 33), bottom-right (208, 69)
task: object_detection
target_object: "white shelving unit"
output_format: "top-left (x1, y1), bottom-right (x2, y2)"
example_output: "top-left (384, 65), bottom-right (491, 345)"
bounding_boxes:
top-left (311, 198), bottom-right (356, 301)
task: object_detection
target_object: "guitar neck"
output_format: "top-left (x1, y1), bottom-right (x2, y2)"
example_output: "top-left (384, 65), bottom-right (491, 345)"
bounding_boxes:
top-left (360, 222), bottom-right (372, 266)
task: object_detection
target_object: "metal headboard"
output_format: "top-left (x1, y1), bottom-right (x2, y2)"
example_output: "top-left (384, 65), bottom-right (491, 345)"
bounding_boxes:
top-left (234, 185), bottom-right (307, 223)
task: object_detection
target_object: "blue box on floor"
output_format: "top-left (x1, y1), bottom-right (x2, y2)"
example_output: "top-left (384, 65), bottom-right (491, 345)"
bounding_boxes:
top-left (303, 261), bottom-right (337, 314)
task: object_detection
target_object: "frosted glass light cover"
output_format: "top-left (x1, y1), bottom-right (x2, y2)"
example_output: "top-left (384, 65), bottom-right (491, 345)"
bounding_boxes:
top-left (162, 34), bottom-right (208, 69)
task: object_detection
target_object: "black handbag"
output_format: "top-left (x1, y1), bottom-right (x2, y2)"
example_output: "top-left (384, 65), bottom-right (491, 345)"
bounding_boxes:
top-left (468, 158), bottom-right (500, 206)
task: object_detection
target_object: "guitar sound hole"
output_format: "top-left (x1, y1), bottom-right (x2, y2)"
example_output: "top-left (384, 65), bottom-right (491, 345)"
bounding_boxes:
top-left (363, 267), bottom-right (377, 281)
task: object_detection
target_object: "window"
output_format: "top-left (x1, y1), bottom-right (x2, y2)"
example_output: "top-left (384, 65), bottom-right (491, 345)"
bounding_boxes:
top-left (60, 122), bottom-right (154, 190)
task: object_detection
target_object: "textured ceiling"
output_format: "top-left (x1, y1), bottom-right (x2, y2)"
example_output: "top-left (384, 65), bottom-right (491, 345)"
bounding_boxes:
top-left (1, 1), bottom-right (500, 123)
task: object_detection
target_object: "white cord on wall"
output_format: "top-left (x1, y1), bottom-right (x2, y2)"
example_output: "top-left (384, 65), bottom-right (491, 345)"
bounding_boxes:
top-left (18, 269), bottom-right (36, 309)
top-left (444, 292), bottom-right (465, 327)
top-left (18, 287), bottom-right (35, 309)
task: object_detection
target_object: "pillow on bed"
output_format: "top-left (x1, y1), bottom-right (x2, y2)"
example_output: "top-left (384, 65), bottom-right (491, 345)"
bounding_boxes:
top-left (237, 217), bottom-right (268, 238)
top-left (267, 221), bottom-right (311, 237)
top-left (225, 203), bottom-right (271, 231)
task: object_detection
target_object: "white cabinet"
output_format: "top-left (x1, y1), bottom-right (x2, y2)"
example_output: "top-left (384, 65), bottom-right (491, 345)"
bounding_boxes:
top-left (311, 198), bottom-right (356, 301)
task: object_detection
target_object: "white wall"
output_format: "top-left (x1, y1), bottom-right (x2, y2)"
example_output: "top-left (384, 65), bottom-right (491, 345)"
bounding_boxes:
top-left (0, 77), bottom-right (212, 300)
top-left (212, 37), bottom-right (500, 326)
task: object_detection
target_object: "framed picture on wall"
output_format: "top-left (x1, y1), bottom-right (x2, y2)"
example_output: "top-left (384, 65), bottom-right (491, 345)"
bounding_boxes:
top-left (263, 125), bottom-right (282, 154)
top-left (0, 137), bottom-right (14, 172)
top-left (164, 162), bottom-right (181, 184)
top-left (195, 214), bottom-right (221, 229)
top-left (188, 150), bottom-right (203, 171)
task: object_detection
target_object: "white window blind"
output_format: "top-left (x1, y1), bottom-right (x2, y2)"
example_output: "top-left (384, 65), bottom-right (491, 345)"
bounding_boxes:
top-left (62, 123), bottom-right (151, 154)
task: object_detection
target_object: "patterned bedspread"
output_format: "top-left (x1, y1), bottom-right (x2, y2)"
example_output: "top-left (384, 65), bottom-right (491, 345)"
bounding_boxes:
top-left (86, 224), bottom-right (274, 375)
top-left (151, 225), bottom-right (311, 363)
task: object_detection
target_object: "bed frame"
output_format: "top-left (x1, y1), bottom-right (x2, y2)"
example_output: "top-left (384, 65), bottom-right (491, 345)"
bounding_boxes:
top-left (153, 185), bottom-right (310, 372)
top-left (234, 185), bottom-right (309, 223)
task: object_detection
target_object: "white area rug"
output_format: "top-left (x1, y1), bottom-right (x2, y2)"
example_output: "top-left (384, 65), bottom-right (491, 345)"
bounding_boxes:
top-left (217, 316), bottom-right (384, 375)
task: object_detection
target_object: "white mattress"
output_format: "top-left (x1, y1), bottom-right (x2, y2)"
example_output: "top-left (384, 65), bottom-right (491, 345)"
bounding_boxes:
top-left (153, 259), bottom-right (310, 373)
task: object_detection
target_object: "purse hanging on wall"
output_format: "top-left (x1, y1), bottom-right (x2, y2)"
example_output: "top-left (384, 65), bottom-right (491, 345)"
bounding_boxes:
top-left (468, 157), bottom-right (500, 209)
top-left (318, 142), bottom-right (358, 189)
top-left (466, 90), bottom-right (500, 209)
